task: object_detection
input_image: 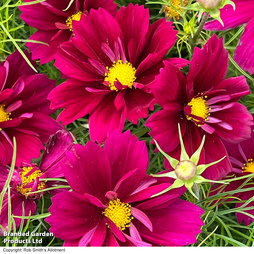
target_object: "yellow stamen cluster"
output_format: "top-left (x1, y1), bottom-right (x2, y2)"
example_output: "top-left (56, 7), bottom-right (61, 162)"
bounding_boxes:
top-left (16, 166), bottom-right (46, 198)
top-left (163, 0), bottom-right (189, 20)
top-left (175, 160), bottom-right (197, 181)
top-left (66, 11), bottom-right (82, 32)
top-left (242, 159), bottom-right (254, 176)
top-left (0, 104), bottom-right (11, 129)
top-left (186, 96), bottom-right (210, 124)
top-left (105, 60), bottom-right (136, 91)
top-left (103, 198), bottom-right (133, 231)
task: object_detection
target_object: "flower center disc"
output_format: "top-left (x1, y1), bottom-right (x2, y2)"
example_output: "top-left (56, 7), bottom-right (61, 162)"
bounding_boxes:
top-left (0, 104), bottom-right (11, 123)
top-left (105, 60), bottom-right (136, 91)
top-left (103, 198), bottom-right (133, 230)
top-left (186, 97), bottom-right (210, 123)
top-left (163, 0), bottom-right (189, 20)
top-left (175, 160), bottom-right (197, 181)
top-left (16, 166), bottom-right (46, 197)
top-left (243, 159), bottom-right (254, 175)
top-left (66, 11), bottom-right (82, 31)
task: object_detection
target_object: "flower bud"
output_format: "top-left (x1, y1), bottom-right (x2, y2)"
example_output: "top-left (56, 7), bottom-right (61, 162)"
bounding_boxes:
top-left (197, 0), bottom-right (223, 10)
top-left (175, 160), bottom-right (197, 181)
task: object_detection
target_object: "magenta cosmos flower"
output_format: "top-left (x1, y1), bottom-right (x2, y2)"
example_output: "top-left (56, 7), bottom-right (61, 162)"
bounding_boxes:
top-left (146, 35), bottom-right (253, 181)
top-left (204, 0), bottom-right (254, 75)
top-left (19, 0), bottom-right (117, 64)
top-left (0, 50), bottom-right (62, 166)
top-left (48, 4), bottom-right (188, 144)
top-left (212, 123), bottom-right (254, 226)
top-left (0, 130), bottom-right (75, 235)
top-left (45, 130), bottom-right (204, 246)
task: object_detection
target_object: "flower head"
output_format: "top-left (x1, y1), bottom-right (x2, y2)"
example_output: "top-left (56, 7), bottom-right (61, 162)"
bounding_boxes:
top-left (46, 130), bottom-right (204, 246)
top-left (0, 130), bottom-right (75, 235)
top-left (48, 4), bottom-right (185, 144)
top-left (204, 0), bottom-right (254, 75)
top-left (19, 0), bottom-right (118, 64)
top-left (146, 35), bottom-right (253, 181)
top-left (0, 50), bottom-right (62, 166)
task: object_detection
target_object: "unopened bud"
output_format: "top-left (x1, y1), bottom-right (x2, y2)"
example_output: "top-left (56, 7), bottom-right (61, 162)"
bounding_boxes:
top-left (175, 160), bottom-right (197, 181)
top-left (197, 0), bottom-right (222, 10)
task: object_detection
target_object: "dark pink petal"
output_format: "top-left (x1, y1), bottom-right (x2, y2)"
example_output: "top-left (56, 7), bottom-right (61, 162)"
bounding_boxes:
top-left (40, 130), bottom-right (75, 177)
top-left (123, 232), bottom-right (151, 247)
top-left (212, 103), bottom-right (253, 143)
top-left (0, 89), bottom-right (13, 103)
top-left (20, 3), bottom-right (66, 30)
top-left (26, 29), bottom-right (71, 64)
top-left (165, 58), bottom-right (190, 69)
top-left (63, 239), bottom-right (80, 247)
top-left (0, 131), bottom-right (13, 165)
top-left (49, 79), bottom-right (104, 125)
top-left (149, 61), bottom-right (187, 106)
top-left (78, 227), bottom-right (96, 246)
top-left (201, 133), bottom-right (232, 180)
top-left (214, 76), bottom-right (250, 101)
top-left (5, 129), bottom-right (45, 166)
top-left (0, 64), bottom-right (7, 92)
top-left (64, 142), bottom-right (111, 202)
top-left (123, 183), bottom-right (171, 204)
top-left (12, 74), bottom-right (56, 115)
top-left (83, 193), bottom-right (106, 209)
top-left (104, 129), bottom-right (148, 188)
top-left (0, 164), bottom-right (9, 190)
top-left (46, 191), bottom-right (102, 240)
top-left (187, 35), bottom-right (228, 95)
top-left (90, 219), bottom-right (107, 246)
top-left (138, 18), bottom-right (177, 67)
top-left (204, 0), bottom-right (254, 31)
top-left (115, 4), bottom-right (149, 64)
top-left (71, 9), bottom-right (122, 66)
top-left (88, 93), bottom-right (127, 144)
top-left (125, 88), bottom-right (154, 124)
top-left (105, 230), bottom-right (119, 246)
top-left (136, 199), bottom-right (204, 246)
top-left (131, 207), bottom-right (153, 232)
top-left (83, 0), bottom-right (117, 16)
top-left (15, 112), bottom-right (62, 143)
top-left (234, 17), bottom-right (254, 75)
top-left (146, 104), bottom-right (186, 153)
top-left (105, 218), bottom-right (126, 243)
top-left (4, 50), bottom-right (36, 88)
top-left (55, 44), bottom-right (102, 82)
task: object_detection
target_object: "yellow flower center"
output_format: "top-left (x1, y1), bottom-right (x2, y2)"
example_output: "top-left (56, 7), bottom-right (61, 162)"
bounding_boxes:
top-left (0, 104), bottom-right (11, 122)
top-left (163, 0), bottom-right (189, 20)
top-left (175, 160), bottom-right (197, 181)
top-left (66, 11), bottom-right (82, 32)
top-left (104, 60), bottom-right (136, 91)
top-left (103, 198), bottom-right (133, 231)
top-left (186, 97), bottom-right (210, 124)
top-left (16, 166), bottom-right (46, 197)
top-left (242, 159), bottom-right (254, 175)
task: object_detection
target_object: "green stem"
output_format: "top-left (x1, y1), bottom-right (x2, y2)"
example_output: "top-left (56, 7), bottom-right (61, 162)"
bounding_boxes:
top-left (191, 12), bottom-right (209, 52)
